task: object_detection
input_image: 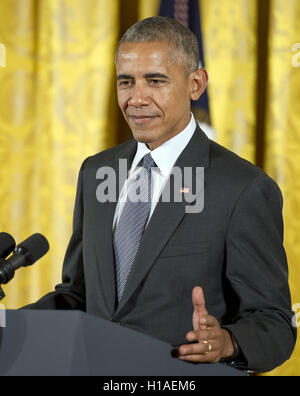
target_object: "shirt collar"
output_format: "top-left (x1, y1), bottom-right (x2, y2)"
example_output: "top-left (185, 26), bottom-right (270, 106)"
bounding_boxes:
top-left (130, 113), bottom-right (197, 178)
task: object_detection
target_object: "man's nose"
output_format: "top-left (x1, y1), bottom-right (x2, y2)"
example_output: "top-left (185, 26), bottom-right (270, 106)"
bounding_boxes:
top-left (128, 84), bottom-right (150, 106)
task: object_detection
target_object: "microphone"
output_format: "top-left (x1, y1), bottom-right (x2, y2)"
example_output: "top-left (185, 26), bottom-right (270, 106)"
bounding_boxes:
top-left (0, 233), bottom-right (49, 285)
top-left (0, 232), bottom-right (16, 259)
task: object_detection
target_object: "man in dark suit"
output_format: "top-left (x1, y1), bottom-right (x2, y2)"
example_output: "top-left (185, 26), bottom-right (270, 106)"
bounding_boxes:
top-left (25, 17), bottom-right (296, 373)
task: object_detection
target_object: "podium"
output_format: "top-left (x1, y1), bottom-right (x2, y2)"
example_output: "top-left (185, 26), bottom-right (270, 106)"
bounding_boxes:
top-left (0, 310), bottom-right (246, 376)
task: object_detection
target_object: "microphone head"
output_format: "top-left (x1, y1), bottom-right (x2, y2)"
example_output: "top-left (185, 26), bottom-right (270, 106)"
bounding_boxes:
top-left (0, 232), bottom-right (16, 259)
top-left (16, 233), bottom-right (49, 266)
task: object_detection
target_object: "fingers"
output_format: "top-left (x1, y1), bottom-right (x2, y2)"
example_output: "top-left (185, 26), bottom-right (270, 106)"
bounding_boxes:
top-left (197, 314), bottom-right (219, 328)
top-left (192, 286), bottom-right (207, 315)
top-left (179, 340), bottom-right (213, 356)
top-left (187, 287), bottom-right (225, 363)
top-left (185, 327), bottom-right (214, 342)
top-left (179, 353), bottom-right (218, 363)
top-left (192, 286), bottom-right (208, 331)
top-left (178, 314), bottom-right (225, 364)
top-left (178, 340), bottom-right (218, 363)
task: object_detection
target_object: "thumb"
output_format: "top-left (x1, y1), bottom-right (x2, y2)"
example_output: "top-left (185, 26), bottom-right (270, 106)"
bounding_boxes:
top-left (192, 286), bottom-right (208, 331)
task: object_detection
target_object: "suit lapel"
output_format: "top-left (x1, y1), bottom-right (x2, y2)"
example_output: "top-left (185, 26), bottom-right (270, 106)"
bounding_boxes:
top-left (113, 126), bottom-right (211, 318)
top-left (94, 139), bottom-right (137, 317)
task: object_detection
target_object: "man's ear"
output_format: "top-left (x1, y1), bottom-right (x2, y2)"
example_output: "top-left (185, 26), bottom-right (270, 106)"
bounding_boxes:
top-left (190, 68), bottom-right (208, 101)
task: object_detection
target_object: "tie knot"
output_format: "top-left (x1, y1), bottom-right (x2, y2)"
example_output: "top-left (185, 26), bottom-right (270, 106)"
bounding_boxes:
top-left (141, 153), bottom-right (156, 172)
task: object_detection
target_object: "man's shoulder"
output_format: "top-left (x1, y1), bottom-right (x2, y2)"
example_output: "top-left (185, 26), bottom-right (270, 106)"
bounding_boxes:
top-left (208, 139), bottom-right (280, 193)
top-left (83, 139), bottom-right (136, 169)
top-left (193, 126), bottom-right (268, 185)
top-left (210, 139), bottom-right (258, 175)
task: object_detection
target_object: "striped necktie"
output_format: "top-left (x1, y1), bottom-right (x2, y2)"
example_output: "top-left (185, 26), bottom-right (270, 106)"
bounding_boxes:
top-left (114, 153), bottom-right (156, 302)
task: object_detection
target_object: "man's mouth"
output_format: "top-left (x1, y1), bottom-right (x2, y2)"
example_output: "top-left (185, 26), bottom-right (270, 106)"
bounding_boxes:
top-left (128, 115), bottom-right (158, 125)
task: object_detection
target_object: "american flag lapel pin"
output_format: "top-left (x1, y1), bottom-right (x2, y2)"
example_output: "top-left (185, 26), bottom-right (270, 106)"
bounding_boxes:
top-left (180, 187), bottom-right (190, 194)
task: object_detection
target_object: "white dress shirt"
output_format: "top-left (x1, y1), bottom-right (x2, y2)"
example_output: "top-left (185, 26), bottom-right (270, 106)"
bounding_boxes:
top-left (113, 114), bottom-right (197, 230)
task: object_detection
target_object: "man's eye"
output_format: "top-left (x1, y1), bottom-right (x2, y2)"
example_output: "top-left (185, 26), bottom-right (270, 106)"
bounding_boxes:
top-left (149, 79), bottom-right (164, 85)
top-left (119, 80), bottom-right (133, 87)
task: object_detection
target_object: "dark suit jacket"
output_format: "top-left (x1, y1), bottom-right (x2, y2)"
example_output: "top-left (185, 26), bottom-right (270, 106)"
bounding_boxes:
top-left (25, 126), bottom-right (296, 372)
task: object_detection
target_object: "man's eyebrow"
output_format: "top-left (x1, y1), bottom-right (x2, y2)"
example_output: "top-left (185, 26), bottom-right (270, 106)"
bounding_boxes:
top-left (144, 73), bottom-right (169, 79)
top-left (117, 74), bottom-right (133, 81)
top-left (117, 73), bottom-right (169, 81)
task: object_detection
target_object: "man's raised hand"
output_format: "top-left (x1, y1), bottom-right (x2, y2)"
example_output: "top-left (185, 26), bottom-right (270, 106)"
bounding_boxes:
top-left (178, 286), bottom-right (234, 363)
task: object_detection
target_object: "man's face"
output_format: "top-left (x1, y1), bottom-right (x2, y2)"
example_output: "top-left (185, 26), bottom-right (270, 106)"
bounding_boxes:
top-left (116, 42), bottom-right (202, 150)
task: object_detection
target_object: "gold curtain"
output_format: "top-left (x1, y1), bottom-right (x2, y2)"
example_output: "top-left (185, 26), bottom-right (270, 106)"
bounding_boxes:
top-left (263, 0), bottom-right (300, 376)
top-left (0, 0), bottom-right (119, 307)
top-left (0, 0), bottom-right (299, 375)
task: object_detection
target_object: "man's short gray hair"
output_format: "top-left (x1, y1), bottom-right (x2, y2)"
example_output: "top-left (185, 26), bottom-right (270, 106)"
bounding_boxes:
top-left (116, 16), bottom-right (200, 75)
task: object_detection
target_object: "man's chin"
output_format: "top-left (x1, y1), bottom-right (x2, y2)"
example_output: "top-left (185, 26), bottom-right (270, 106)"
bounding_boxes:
top-left (131, 130), bottom-right (155, 144)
